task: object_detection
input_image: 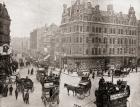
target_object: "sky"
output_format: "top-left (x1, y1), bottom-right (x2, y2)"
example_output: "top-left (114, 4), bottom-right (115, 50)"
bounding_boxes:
top-left (1, 0), bottom-right (140, 37)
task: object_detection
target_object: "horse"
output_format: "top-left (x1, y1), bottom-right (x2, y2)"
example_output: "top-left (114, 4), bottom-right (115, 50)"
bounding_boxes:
top-left (64, 83), bottom-right (76, 96)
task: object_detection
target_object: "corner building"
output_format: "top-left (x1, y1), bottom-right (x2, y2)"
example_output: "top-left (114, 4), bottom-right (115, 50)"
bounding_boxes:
top-left (60, 0), bottom-right (138, 70)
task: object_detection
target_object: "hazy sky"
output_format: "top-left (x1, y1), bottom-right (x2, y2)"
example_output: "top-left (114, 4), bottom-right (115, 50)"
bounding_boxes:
top-left (2, 0), bottom-right (140, 37)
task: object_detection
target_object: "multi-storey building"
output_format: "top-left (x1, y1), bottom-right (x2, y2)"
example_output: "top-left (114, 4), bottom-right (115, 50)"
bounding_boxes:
top-left (138, 20), bottom-right (140, 65)
top-left (30, 24), bottom-right (58, 59)
top-left (0, 3), bottom-right (11, 94)
top-left (11, 37), bottom-right (30, 54)
top-left (30, 29), bottom-right (38, 57)
top-left (60, 0), bottom-right (138, 70)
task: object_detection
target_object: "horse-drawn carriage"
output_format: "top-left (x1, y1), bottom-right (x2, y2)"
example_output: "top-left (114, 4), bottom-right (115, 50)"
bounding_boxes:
top-left (113, 69), bottom-right (129, 77)
top-left (64, 76), bottom-right (91, 100)
top-left (41, 81), bottom-right (59, 107)
top-left (36, 68), bottom-right (46, 82)
top-left (16, 77), bottom-right (34, 92)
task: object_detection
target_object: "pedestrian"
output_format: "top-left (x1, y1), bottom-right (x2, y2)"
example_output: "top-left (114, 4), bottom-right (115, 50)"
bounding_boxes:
top-left (22, 90), bottom-right (25, 103)
top-left (9, 85), bottom-right (13, 95)
top-left (15, 88), bottom-right (18, 100)
top-left (31, 68), bottom-right (33, 75)
top-left (25, 91), bottom-right (29, 104)
top-left (92, 72), bottom-right (95, 79)
top-left (28, 69), bottom-right (30, 75)
top-left (2, 84), bottom-right (6, 97)
top-left (5, 85), bottom-right (8, 97)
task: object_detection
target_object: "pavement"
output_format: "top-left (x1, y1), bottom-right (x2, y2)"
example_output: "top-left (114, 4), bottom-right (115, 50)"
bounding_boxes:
top-left (0, 66), bottom-right (140, 107)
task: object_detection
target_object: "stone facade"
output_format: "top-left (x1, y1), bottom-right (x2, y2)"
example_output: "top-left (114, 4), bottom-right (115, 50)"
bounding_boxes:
top-left (30, 24), bottom-right (58, 59)
top-left (0, 3), bottom-right (11, 85)
top-left (60, 0), bottom-right (138, 70)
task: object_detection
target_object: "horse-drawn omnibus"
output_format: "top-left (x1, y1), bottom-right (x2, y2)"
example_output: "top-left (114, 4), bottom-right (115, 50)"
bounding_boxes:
top-left (95, 78), bottom-right (130, 107)
top-left (41, 81), bottom-right (59, 107)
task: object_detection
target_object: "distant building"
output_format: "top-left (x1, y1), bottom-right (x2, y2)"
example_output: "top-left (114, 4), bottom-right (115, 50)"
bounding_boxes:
top-left (30, 24), bottom-right (58, 59)
top-left (138, 20), bottom-right (140, 65)
top-left (11, 37), bottom-right (30, 54)
top-left (60, 0), bottom-right (138, 70)
top-left (30, 29), bottom-right (38, 57)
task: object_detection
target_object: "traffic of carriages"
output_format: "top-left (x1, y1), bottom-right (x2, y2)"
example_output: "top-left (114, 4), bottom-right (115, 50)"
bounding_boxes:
top-left (37, 66), bottom-right (60, 107)
top-left (16, 76), bottom-right (34, 93)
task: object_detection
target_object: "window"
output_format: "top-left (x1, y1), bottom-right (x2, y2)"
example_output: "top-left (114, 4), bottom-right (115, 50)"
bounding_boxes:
top-left (118, 38), bottom-right (120, 44)
top-left (70, 48), bottom-right (71, 54)
top-left (129, 30), bottom-right (131, 35)
top-left (92, 26), bottom-right (95, 32)
top-left (92, 38), bottom-right (94, 43)
top-left (113, 38), bottom-right (115, 44)
top-left (76, 25), bottom-right (79, 31)
top-left (113, 28), bottom-right (116, 34)
top-left (121, 38), bottom-right (123, 44)
top-left (125, 29), bottom-right (128, 35)
top-left (86, 37), bottom-right (88, 43)
top-left (125, 38), bottom-right (127, 44)
top-left (86, 49), bottom-right (88, 54)
top-left (95, 48), bottom-right (97, 55)
top-left (109, 48), bottom-right (111, 54)
top-left (76, 37), bottom-right (79, 43)
top-left (129, 39), bottom-right (131, 44)
top-left (92, 48), bottom-right (94, 55)
top-left (134, 39), bottom-right (136, 44)
top-left (104, 28), bottom-right (107, 33)
top-left (96, 37), bottom-right (98, 43)
top-left (117, 48), bottom-right (119, 54)
top-left (70, 27), bottom-right (71, 32)
top-left (118, 29), bottom-right (120, 34)
top-left (96, 27), bottom-right (98, 33)
top-left (70, 37), bottom-right (71, 43)
top-left (80, 26), bottom-right (83, 32)
top-left (120, 48), bottom-right (122, 54)
top-left (80, 37), bottom-right (82, 43)
top-left (104, 37), bottom-right (107, 43)
top-left (110, 28), bottom-right (112, 34)
top-left (121, 29), bottom-right (123, 34)
top-left (99, 27), bottom-right (102, 33)
top-left (103, 48), bottom-right (106, 54)
top-left (112, 48), bottom-right (115, 54)
top-left (87, 26), bottom-right (90, 32)
top-left (110, 38), bottom-right (112, 44)
top-left (99, 48), bottom-right (101, 54)
top-left (99, 38), bottom-right (101, 43)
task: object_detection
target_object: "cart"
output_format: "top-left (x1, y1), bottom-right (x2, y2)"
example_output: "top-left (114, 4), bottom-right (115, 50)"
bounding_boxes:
top-left (41, 82), bottom-right (59, 107)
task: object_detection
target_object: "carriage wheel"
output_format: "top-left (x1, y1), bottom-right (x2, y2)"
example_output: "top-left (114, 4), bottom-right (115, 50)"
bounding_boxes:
top-left (77, 93), bottom-right (85, 100)
top-left (43, 100), bottom-right (47, 107)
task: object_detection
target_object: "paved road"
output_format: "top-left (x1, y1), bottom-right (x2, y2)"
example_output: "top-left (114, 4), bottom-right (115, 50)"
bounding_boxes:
top-left (1, 66), bottom-right (44, 107)
top-left (1, 66), bottom-right (140, 107)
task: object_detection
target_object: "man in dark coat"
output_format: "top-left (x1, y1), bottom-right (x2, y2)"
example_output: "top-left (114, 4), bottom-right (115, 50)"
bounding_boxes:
top-left (25, 91), bottom-right (29, 104)
top-left (9, 85), bottom-right (13, 95)
top-left (28, 69), bottom-right (30, 75)
top-left (5, 85), bottom-right (8, 97)
top-left (22, 91), bottom-right (25, 103)
top-left (15, 88), bottom-right (18, 100)
top-left (31, 68), bottom-right (34, 75)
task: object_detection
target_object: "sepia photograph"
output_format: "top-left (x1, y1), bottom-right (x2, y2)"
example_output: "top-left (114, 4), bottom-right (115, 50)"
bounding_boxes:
top-left (0, 0), bottom-right (140, 107)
